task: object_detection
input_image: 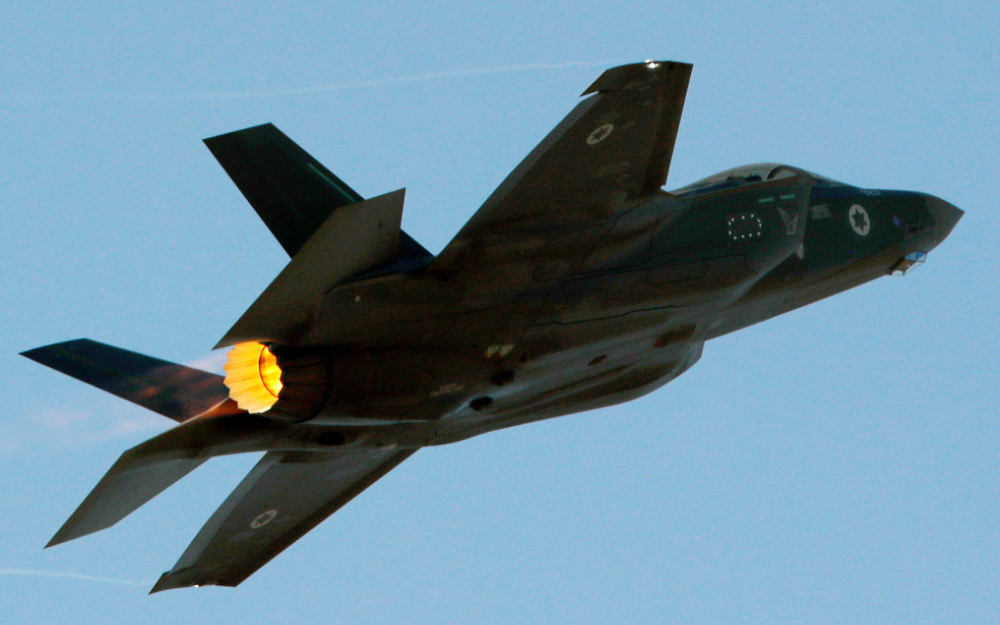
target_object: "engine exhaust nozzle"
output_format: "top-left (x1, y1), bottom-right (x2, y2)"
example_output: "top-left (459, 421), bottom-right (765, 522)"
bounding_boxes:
top-left (223, 342), bottom-right (283, 414)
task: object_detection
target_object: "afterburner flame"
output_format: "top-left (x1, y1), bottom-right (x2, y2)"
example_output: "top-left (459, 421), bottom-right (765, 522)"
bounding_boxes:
top-left (223, 342), bottom-right (283, 413)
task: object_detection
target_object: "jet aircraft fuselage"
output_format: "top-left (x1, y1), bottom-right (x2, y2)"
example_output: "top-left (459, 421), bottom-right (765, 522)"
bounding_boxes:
top-left (22, 61), bottom-right (962, 591)
top-left (263, 163), bottom-right (960, 447)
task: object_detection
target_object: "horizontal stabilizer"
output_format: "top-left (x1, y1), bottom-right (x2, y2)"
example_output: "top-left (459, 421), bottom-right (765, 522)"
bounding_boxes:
top-left (47, 453), bottom-right (205, 547)
top-left (204, 123), bottom-right (431, 259)
top-left (45, 412), bottom-right (366, 547)
top-left (215, 189), bottom-right (406, 348)
top-left (21, 339), bottom-right (231, 422)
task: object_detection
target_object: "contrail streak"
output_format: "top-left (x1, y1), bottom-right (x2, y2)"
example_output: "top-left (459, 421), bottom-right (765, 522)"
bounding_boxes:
top-left (4, 60), bottom-right (614, 104)
top-left (0, 567), bottom-right (150, 587)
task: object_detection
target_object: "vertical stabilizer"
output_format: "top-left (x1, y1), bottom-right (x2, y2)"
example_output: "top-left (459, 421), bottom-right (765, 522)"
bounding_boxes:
top-left (204, 123), bottom-right (431, 260)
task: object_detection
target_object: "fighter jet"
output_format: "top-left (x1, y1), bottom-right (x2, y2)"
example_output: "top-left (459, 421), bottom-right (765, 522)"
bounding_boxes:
top-left (22, 61), bottom-right (962, 592)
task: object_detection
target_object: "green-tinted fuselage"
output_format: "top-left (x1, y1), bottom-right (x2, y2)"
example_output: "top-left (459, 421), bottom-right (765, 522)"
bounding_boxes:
top-left (23, 63), bottom-right (964, 591)
top-left (276, 164), bottom-right (960, 445)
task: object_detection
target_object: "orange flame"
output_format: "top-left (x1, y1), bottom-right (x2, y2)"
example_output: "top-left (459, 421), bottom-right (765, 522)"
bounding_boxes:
top-left (223, 342), bottom-right (283, 413)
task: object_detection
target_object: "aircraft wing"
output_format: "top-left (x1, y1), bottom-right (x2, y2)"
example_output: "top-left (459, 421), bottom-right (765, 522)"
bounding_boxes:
top-left (431, 61), bottom-right (691, 273)
top-left (151, 447), bottom-right (415, 592)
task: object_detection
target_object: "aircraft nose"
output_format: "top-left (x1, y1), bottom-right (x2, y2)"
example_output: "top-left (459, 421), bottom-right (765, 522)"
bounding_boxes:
top-left (926, 194), bottom-right (963, 245)
top-left (890, 194), bottom-right (962, 276)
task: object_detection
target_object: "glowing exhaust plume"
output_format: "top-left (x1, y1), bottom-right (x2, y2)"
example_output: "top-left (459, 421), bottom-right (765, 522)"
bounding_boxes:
top-left (223, 342), bottom-right (283, 413)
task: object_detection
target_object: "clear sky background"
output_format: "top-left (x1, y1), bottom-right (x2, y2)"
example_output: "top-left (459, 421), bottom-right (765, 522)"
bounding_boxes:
top-left (2, 2), bottom-right (997, 623)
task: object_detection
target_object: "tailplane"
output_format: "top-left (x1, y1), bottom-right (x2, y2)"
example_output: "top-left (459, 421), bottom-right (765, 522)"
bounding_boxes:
top-left (21, 339), bottom-right (236, 422)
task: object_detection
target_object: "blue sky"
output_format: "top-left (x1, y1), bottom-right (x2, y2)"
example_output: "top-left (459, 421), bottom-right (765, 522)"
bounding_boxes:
top-left (2, 2), bottom-right (997, 623)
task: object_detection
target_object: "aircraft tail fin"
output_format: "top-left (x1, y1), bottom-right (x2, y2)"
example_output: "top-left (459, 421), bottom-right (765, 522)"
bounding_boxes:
top-left (214, 188), bottom-right (407, 348)
top-left (20, 339), bottom-right (237, 422)
top-left (204, 123), bottom-right (431, 259)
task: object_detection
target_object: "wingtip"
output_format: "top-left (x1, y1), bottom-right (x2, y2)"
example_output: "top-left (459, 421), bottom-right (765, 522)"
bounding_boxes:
top-left (203, 122), bottom-right (278, 145)
top-left (212, 338), bottom-right (233, 351)
top-left (150, 567), bottom-right (232, 593)
top-left (20, 338), bottom-right (89, 361)
top-left (148, 574), bottom-right (174, 594)
top-left (45, 520), bottom-right (82, 549)
top-left (581, 60), bottom-right (693, 96)
top-left (150, 569), bottom-right (189, 593)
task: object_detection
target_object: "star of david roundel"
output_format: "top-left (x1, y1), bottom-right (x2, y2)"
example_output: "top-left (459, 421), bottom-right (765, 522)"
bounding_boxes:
top-left (849, 204), bottom-right (871, 236)
top-left (586, 123), bottom-right (614, 145)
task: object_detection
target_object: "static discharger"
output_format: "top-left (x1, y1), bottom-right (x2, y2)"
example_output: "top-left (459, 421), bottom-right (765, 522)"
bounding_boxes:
top-left (223, 342), bottom-right (283, 413)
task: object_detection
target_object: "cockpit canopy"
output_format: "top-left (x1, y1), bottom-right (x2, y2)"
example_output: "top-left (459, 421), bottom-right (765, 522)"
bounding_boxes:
top-left (671, 163), bottom-right (846, 197)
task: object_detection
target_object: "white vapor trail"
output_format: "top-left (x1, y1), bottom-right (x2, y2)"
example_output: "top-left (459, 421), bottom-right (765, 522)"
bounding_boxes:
top-left (0, 567), bottom-right (150, 587)
top-left (4, 60), bottom-right (614, 104)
